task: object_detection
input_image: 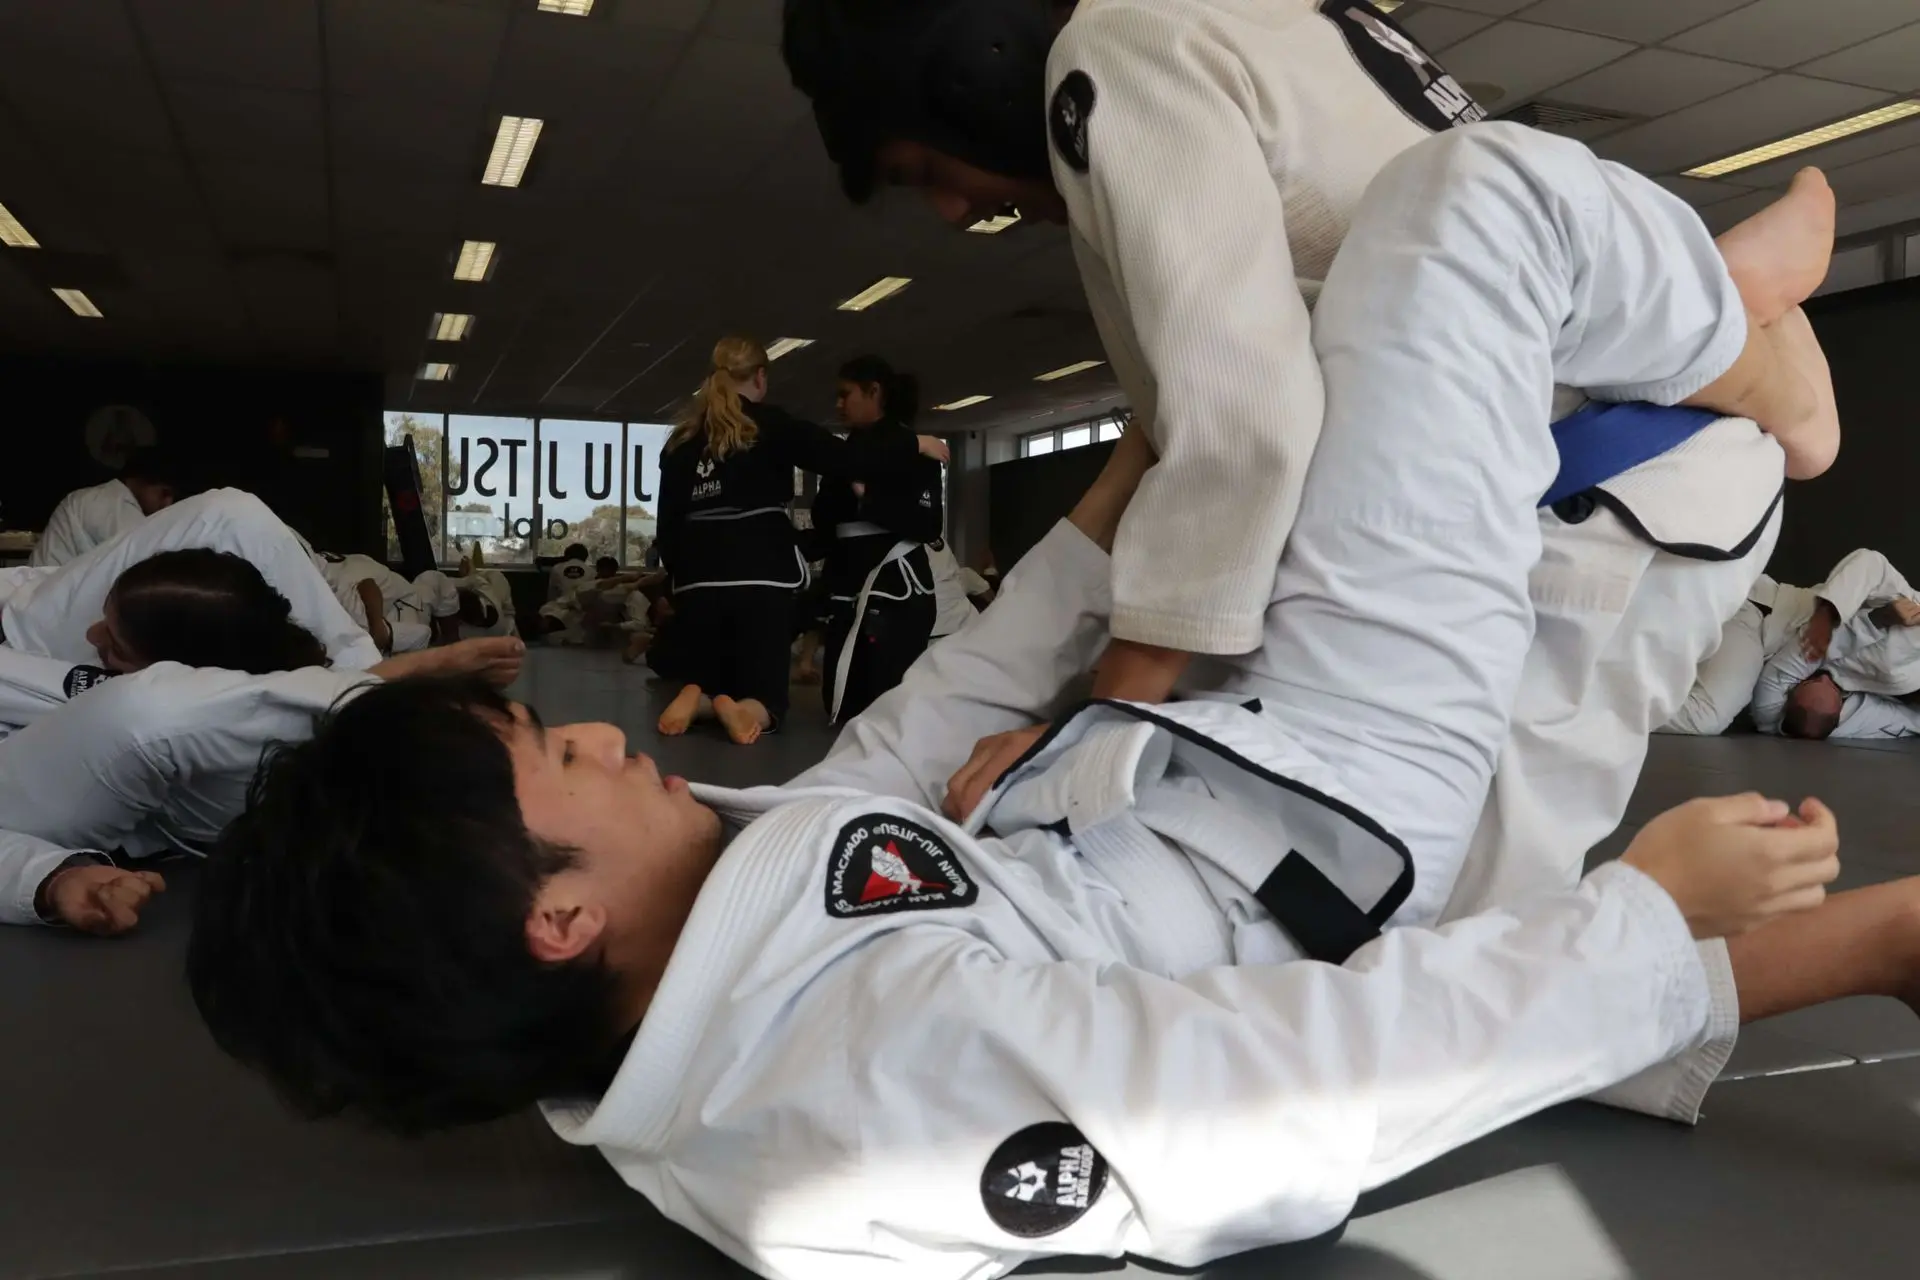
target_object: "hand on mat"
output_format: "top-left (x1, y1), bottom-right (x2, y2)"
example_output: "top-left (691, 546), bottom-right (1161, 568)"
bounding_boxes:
top-left (43, 865), bottom-right (166, 936)
top-left (1802, 601), bottom-right (1837, 660)
top-left (1624, 793), bottom-right (1839, 940)
top-left (945, 723), bottom-right (1049, 823)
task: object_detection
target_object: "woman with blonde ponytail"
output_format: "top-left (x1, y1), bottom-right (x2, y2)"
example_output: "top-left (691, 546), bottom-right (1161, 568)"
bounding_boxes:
top-left (653, 336), bottom-right (947, 744)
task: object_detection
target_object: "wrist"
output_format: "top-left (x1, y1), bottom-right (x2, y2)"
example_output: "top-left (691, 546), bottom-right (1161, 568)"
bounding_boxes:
top-left (1091, 637), bottom-right (1190, 705)
top-left (34, 853), bottom-right (108, 924)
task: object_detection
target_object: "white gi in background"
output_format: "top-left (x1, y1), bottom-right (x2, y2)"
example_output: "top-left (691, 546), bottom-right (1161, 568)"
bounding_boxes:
top-left (1, 489), bottom-right (382, 671)
top-left (28, 478), bottom-right (148, 568)
top-left (311, 552), bottom-right (446, 653)
top-left (927, 538), bottom-right (987, 639)
top-left (459, 567), bottom-right (519, 638)
top-left (1049, 0), bottom-right (1483, 655)
top-left (1752, 593), bottom-right (1920, 740)
top-left (548, 556), bottom-right (591, 601)
top-left (1664, 548), bottom-right (1910, 736)
top-left (542, 127), bottom-right (1773, 1278)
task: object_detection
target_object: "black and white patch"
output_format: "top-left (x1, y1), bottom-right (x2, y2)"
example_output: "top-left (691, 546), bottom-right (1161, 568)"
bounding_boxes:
top-left (1320, 2), bottom-right (1484, 132)
top-left (824, 814), bottom-right (974, 919)
top-left (64, 665), bottom-right (115, 698)
top-left (1049, 71), bottom-right (1096, 174)
top-left (981, 1123), bottom-right (1109, 1238)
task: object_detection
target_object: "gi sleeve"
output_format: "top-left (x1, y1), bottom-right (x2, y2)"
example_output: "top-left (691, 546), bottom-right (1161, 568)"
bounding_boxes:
top-left (0, 647), bottom-right (109, 730)
top-left (1748, 644), bottom-right (1813, 734)
top-left (0, 830), bottom-right (96, 925)
top-left (1830, 694), bottom-right (1920, 740)
top-left (1052, 8), bottom-right (1321, 656)
top-left (795, 519), bottom-right (1112, 803)
top-left (700, 863), bottom-right (1711, 1279)
top-left (26, 495), bottom-right (82, 568)
top-left (1816, 548), bottom-right (1912, 622)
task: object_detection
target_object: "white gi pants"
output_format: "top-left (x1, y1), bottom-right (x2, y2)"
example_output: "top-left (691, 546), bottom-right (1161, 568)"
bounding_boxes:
top-left (1660, 597), bottom-right (1768, 735)
top-left (0, 489), bottom-right (382, 671)
top-left (1204, 124), bottom-right (1765, 1120)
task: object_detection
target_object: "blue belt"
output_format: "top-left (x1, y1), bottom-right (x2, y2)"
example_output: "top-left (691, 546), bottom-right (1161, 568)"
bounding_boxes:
top-left (1542, 401), bottom-right (1720, 508)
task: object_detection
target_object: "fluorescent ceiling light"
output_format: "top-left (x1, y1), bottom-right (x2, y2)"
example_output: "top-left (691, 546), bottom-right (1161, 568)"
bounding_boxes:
top-left (1373, 0), bottom-right (1404, 10)
top-left (52, 288), bottom-right (101, 318)
top-left (536, 0), bottom-right (594, 13)
top-left (1035, 360), bottom-right (1104, 382)
top-left (418, 361), bottom-right (456, 381)
top-left (934, 394), bottom-right (992, 411)
top-left (482, 115), bottom-right (544, 187)
top-left (431, 312), bottom-right (475, 342)
top-left (0, 201), bottom-right (39, 248)
top-left (453, 239), bottom-right (497, 281)
top-left (838, 276), bottom-right (912, 311)
top-left (1684, 100), bottom-right (1920, 178)
top-left (765, 337), bottom-right (815, 361)
top-left (968, 211), bottom-right (1021, 234)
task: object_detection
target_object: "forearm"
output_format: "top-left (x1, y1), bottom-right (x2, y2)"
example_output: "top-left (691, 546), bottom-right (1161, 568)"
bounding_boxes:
top-left (1818, 549), bottom-right (1908, 622)
top-left (0, 830), bottom-right (86, 925)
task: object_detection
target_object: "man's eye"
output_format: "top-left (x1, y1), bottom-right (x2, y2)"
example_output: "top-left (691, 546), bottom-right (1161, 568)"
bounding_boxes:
top-left (562, 742), bottom-right (576, 766)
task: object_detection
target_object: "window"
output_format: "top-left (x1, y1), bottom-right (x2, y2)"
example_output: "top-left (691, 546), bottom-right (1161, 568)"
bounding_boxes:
top-left (1020, 412), bottom-right (1129, 458)
top-left (534, 418), bottom-right (625, 560)
top-left (626, 422), bottom-right (672, 565)
top-left (382, 410), bottom-right (446, 563)
top-left (446, 415), bottom-right (539, 562)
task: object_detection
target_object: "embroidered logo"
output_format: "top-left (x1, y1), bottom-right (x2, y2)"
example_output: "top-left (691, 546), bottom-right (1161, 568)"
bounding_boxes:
top-left (824, 814), bottom-right (974, 918)
top-left (981, 1123), bottom-right (1109, 1237)
top-left (1049, 71), bottom-right (1096, 174)
top-left (63, 665), bottom-right (115, 698)
top-left (1321, 2), bottom-right (1484, 132)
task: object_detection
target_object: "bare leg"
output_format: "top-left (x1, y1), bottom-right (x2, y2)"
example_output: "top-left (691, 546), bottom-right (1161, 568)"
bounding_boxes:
top-left (713, 695), bottom-right (773, 746)
top-left (1729, 877), bottom-right (1920, 1022)
top-left (1715, 168), bottom-right (1835, 326)
top-left (657, 684), bottom-right (705, 736)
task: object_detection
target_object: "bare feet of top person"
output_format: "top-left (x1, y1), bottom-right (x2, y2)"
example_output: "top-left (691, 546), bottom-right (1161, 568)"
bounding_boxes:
top-left (658, 683), bottom-right (704, 736)
top-left (1715, 167), bottom-right (1835, 326)
top-left (713, 695), bottom-right (770, 746)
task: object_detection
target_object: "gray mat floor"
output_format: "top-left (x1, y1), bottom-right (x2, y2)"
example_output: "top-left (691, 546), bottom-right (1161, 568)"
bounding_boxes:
top-left (3, 647), bottom-right (1916, 1280)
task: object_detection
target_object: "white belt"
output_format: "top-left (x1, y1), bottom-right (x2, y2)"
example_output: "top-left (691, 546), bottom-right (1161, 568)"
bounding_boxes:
top-left (689, 506), bottom-right (788, 522)
top-left (830, 540), bottom-right (920, 724)
top-left (835, 521), bottom-right (887, 539)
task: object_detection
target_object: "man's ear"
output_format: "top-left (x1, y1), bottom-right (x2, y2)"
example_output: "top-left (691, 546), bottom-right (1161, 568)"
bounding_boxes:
top-left (525, 884), bottom-right (609, 964)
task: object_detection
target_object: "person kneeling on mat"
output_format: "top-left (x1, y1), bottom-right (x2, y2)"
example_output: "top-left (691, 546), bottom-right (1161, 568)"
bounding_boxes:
top-left (187, 130), bottom-right (1897, 1280)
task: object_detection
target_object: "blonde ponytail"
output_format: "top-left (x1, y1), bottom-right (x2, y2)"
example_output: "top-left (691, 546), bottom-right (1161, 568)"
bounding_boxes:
top-left (669, 335), bottom-right (768, 460)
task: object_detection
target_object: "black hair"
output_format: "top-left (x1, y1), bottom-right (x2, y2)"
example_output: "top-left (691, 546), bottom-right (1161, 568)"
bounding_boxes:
top-left (457, 588), bottom-right (501, 630)
top-left (188, 679), bottom-right (627, 1135)
top-left (595, 556), bottom-right (619, 577)
top-left (563, 543), bottom-right (589, 561)
top-left (120, 445), bottom-right (179, 486)
top-left (1782, 673), bottom-right (1842, 741)
top-left (109, 549), bottom-right (329, 674)
top-left (838, 354), bottom-right (921, 426)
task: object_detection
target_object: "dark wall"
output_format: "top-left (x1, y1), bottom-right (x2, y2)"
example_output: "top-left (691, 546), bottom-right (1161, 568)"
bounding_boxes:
top-left (0, 357), bottom-right (386, 554)
top-left (988, 439), bottom-right (1114, 572)
top-left (1773, 278), bottom-right (1920, 583)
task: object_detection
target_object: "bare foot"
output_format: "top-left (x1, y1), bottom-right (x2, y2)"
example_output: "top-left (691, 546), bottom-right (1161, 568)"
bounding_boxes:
top-left (1763, 306), bottom-right (1840, 480)
top-left (658, 684), bottom-right (703, 736)
top-left (713, 695), bottom-right (769, 746)
top-left (1715, 168), bottom-right (1835, 325)
top-left (371, 636), bottom-right (524, 686)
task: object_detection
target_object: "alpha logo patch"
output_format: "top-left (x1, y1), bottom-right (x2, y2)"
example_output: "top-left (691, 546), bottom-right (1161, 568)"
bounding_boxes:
top-left (1049, 71), bottom-right (1096, 174)
top-left (981, 1123), bottom-right (1109, 1237)
top-left (63, 665), bottom-right (115, 698)
top-left (824, 814), bottom-right (974, 919)
top-left (1320, 2), bottom-right (1484, 133)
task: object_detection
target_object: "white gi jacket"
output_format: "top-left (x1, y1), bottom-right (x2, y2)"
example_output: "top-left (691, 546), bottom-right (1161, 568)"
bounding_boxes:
top-left (1048, 0), bottom-right (1483, 654)
top-left (546, 522), bottom-right (1722, 1279)
top-left (27, 479), bottom-right (145, 568)
top-left (928, 541), bottom-right (985, 639)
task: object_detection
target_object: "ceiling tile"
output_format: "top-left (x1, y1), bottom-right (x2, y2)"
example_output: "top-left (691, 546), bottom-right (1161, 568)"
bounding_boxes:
top-left (168, 83), bottom-right (326, 169)
top-left (1826, 143), bottom-right (1920, 206)
top-left (610, 0), bottom-right (712, 32)
top-left (0, 59), bottom-right (178, 156)
top-left (1518, 0), bottom-right (1753, 44)
top-left (132, 0), bottom-right (324, 92)
top-left (493, 16), bottom-right (684, 116)
top-left (705, 0), bottom-right (783, 46)
top-left (1733, 114), bottom-right (1920, 188)
top-left (1667, 0), bottom-right (1919, 69)
top-left (1595, 75), bottom-right (1887, 174)
top-left (1654, 174), bottom-right (1755, 207)
top-left (1436, 20), bottom-right (1636, 105)
top-left (1798, 22), bottom-right (1920, 92)
top-left (0, 0), bottom-right (143, 70)
top-left (332, 91), bottom-right (489, 183)
top-left (1398, 5), bottom-right (1497, 52)
top-left (325, 0), bottom-right (508, 103)
top-left (1549, 49), bottom-right (1768, 116)
top-left (199, 162), bottom-right (332, 252)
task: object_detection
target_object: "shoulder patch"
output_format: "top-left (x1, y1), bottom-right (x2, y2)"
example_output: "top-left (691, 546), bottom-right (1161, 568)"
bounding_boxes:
top-left (64, 665), bottom-right (115, 698)
top-left (824, 814), bottom-right (974, 919)
top-left (1049, 71), bottom-right (1096, 174)
top-left (982, 1123), bottom-right (1109, 1237)
top-left (1319, 2), bottom-right (1484, 132)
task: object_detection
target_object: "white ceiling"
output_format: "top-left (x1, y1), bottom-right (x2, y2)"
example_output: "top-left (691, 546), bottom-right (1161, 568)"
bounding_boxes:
top-left (0, 0), bottom-right (1916, 433)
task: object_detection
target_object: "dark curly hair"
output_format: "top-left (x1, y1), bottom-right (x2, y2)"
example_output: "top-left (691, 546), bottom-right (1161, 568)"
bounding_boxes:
top-left (109, 549), bottom-right (328, 673)
top-left (187, 678), bottom-right (627, 1134)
